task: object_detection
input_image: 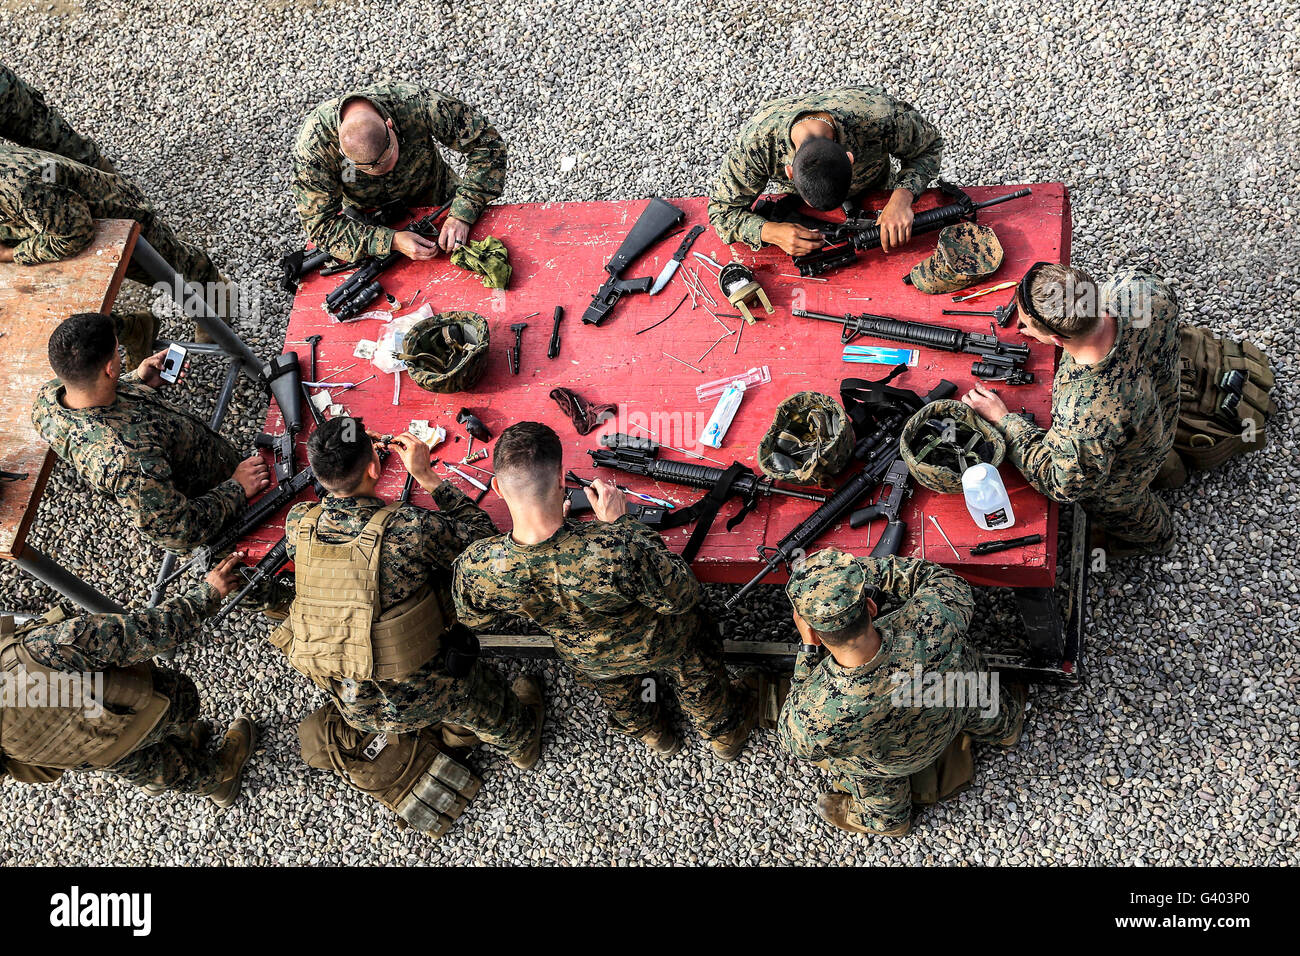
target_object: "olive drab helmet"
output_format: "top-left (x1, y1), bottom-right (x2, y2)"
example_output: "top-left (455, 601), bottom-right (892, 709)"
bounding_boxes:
top-left (399, 311), bottom-right (491, 394)
top-left (900, 399), bottom-right (1006, 493)
top-left (757, 391), bottom-right (852, 486)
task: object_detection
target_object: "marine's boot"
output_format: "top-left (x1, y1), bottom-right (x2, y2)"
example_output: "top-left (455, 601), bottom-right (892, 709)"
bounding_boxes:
top-left (114, 310), bottom-right (160, 368)
top-left (139, 720), bottom-right (216, 797)
top-left (709, 671), bottom-right (761, 762)
top-left (638, 721), bottom-right (682, 759)
top-left (815, 793), bottom-right (911, 837)
top-left (207, 716), bottom-right (258, 809)
top-left (509, 675), bottom-right (545, 771)
top-left (997, 682), bottom-right (1029, 747)
top-left (441, 724), bottom-right (483, 751)
top-left (1103, 532), bottom-right (1176, 560)
top-left (1151, 449), bottom-right (1188, 490)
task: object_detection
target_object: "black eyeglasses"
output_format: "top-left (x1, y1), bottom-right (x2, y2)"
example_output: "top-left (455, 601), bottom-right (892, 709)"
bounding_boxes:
top-left (1017, 261), bottom-right (1072, 340)
top-left (351, 125), bottom-right (396, 171)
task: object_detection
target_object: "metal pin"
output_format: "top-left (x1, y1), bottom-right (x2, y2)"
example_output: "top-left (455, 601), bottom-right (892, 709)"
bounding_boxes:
top-left (780, 273), bottom-right (827, 282)
top-left (714, 314), bottom-right (733, 334)
top-left (692, 252), bottom-right (723, 274)
top-left (663, 351), bottom-right (704, 373)
top-left (335, 374), bottom-right (376, 392)
top-left (697, 331), bottom-right (733, 363)
top-left (733, 320), bottom-right (743, 354)
top-left (314, 362), bottom-right (358, 384)
top-left (521, 311), bottom-right (540, 320)
top-left (929, 515), bottom-right (960, 560)
top-left (627, 422), bottom-right (726, 465)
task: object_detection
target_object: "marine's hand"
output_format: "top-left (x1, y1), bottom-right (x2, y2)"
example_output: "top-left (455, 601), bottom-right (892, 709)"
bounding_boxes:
top-left (438, 216), bottom-right (471, 253)
top-left (392, 230), bottom-right (440, 261)
top-left (389, 432), bottom-right (441, 487)
top-left (233, 454), bottom-right (272, 499)
top-left (761, 221), bottom-right (824, 257)
top-left (962, 384), bottom-right (1010, 424)
top-left (0, 245), bottom-right (15, 263)
top-left (877, 189), bottom-right (915, 253)
top-left (136, 347), bottom-right (171, 387)
top-left (205, 552), bottom-right (245, 599)
top-left (585, 478), bottom-right (627, 522)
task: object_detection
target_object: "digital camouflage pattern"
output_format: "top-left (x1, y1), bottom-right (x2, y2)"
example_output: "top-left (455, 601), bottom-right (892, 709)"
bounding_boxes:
top-left (401, 310), bottom-right (491, 394)
top-left (908, 222), bottom-right (1003, 294)
top-left (707, 86), bottom-right (945, 249)
top-left (452, 515), bottom-right (744, 738)
top-left (292, 83), bottom-right (506, 263)
top-left (997, 269), bottom-right (1181, 548)
top-left (281, 487), bottom-right (535, 757)
top-left (15, 586), bottom-right (228, 794)
top-left (0, 65), bottom-right (113, 171)
top-left (31, 373), bottom-right (244, 553)
top-left (757, 391), bottom-right (852, 487)
top-left (901, 399), bottom-right (1006, 494)
top-left (0, 142), bottom-right (221, 284)
top-left (780, 552), bottom-right (1023, 832)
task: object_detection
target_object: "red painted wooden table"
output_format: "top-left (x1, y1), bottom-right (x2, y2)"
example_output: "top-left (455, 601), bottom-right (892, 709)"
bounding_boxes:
top-left (249, 185), bottom-right (1070, 593)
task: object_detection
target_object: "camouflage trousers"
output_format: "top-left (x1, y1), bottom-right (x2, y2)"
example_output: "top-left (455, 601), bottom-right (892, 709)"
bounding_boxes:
top-left (100, 667), bottom-right (225, 795)
top-left (335, 658), bottom-right (536, 760)
top-left (1082, 484), bottom-right (1174, 550)
top-left (0, 66), bottom-right (113, 172)
top-left (571, 612), bottom-right (744, 740)
top-left (832, 682), bottom-right (1025, 833)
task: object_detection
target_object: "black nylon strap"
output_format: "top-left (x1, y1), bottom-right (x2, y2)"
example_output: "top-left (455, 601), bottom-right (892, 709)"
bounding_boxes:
top-left (659, 462), bottom-right (754, 562)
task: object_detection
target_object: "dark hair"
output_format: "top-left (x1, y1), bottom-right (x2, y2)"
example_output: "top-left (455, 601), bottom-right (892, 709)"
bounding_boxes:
top-left (48, 312), bottom-right (117, 387)
top-left (306, 416), bottom-right (373, 493)
top-left (811, 601), bottom-right (873, 647)
top-left (493, 422), bottom-right (563, 499)
top-left (792, 137), bottom-right (853, 211)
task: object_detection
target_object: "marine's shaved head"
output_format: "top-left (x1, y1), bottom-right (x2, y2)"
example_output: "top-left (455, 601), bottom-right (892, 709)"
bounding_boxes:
top-left (338, 99), bottom-right (390, 164)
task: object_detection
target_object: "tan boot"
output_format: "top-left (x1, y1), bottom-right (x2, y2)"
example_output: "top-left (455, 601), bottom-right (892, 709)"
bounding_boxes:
top-left (207, 716), bottom-right (257, 809)
top-left (114, 310), bottom-right (160, 367)
top-left (509, 675), bottom-right (545, 770)
top-left (709, 672), bottom-right (760, 762)
top-left (815, 793), bottom-right (911, 837)
top-left (997, 682), bottom-right (1029, 747)
top-left (1151, 449), bottom-right (1188, 490)
top-left (638, 722), bottom-right (682, 759)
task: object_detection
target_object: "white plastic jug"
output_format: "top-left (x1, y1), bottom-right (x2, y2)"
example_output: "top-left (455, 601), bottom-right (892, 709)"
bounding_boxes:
top-left (962, 463), bottom-right (1015, 530)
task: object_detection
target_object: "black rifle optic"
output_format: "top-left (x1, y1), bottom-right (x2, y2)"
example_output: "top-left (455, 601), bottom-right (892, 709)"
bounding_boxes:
top-left (794, 308), bottom-right (1034, 386)
top-left (790, 181), bottom-right (1032, 278)
top-left (582, 197), bottom-right (685, 326)
top-left (723, 375), bottom-right (957, 609)
top-left (588, 447), bottom-right (829, 504)
top-left (326, 202), bottom-right (451, 321)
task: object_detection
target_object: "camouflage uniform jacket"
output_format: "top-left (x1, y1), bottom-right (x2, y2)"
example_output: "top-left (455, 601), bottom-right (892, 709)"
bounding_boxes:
top-left (16, 585), bottom-right (220, 672)
top-left (0, 142), bottom-right (149, 264)
top-left (452, 516), bottom-right (702, 678)
top-left (778, 557), bottom-right (984, 777)
top-left (31, 373), bottom-right (245, 552)
top-left (0, 65), bottom-right (112, 171)
top-left (997, 270), bottom-right (1181, 502)
top-left (283, 485), bottom-right (498, 730)
top-left (708, 86), bottom-right (945, 249)
top-left (291, 83), bottom-right (507, 263)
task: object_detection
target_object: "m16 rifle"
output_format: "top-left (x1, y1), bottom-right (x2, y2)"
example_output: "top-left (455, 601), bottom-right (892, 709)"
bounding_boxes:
top-left (789, 181), bottom-right (1032, 278)
top-left (581, 197), bottom-right (685, 326)
top-left (723, 372), bottom-right (957, 609)
top-left (794, 308), bottom-right (1034, 386)
top-left (325, 202), bottom-right (452, 320)
top-left (588, 447), bottom-right (828, 504)
top-left (208, 536), bottom-right (289, 626)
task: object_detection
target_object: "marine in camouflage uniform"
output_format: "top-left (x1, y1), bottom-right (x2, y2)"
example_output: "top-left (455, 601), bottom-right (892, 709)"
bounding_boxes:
top-left (995, 269), bottom-right (1181, 550)
top-left (31, 371), bottom-right (244, 553)
top-left (779, 550), bottom-right (1023, 835)
top-left (452, 515), bottom-right (746, 743)
top-left (708, 86), bottom-right (944, 250)
top-left (282, 484), bottom-right (536, 756)
top-left (291, 83), bottom-right (506, 264)
top-left (0, 64), bottom-right (114, 171)
top-left (3, 585), bottom-right (232, 795)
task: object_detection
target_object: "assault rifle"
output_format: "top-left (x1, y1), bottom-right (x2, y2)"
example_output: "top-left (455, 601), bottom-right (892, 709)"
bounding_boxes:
top-left (208, 536), bottom-right (289, 626)
top-left (789, 182), bottom-right (1032, 278)
top-left (794, 308), bottom-right (1034, 386)
top-left (326, 202), bottom-right (451, 320)
top-left (723, 376), bottom-right (956, 609)
top-left (588, 447), bottom-right (828, 504)
top-left (582, 197), bottom-right (685, 326)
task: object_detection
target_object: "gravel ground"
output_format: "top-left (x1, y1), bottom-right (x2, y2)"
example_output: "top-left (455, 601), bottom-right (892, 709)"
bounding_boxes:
top-left (1, 0), bottom-right (1297, 866)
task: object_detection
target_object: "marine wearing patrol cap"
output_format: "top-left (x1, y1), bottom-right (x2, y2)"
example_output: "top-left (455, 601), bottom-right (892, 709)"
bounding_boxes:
top-left (907, 222), bottom-right (1003, 294)
top-left (786, 547), bottom-right (870, 631)
top-left (399, 311), bottom-right (491, 394)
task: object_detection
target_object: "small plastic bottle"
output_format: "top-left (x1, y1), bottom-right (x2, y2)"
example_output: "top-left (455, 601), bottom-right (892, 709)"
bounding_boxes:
top-left (961, 463), bottom-right (1016, 530)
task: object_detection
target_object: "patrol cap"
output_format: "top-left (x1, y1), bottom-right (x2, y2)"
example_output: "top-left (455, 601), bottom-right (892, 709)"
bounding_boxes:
top-left (908, 223), bottom-right (1004, 295)
top-left (786, 547), bottom-right (869, 632)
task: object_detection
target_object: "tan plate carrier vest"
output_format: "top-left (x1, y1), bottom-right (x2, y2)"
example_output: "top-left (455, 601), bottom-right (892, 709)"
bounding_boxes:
top-left (298, 703), bottom-right (481, 840)
top-left (279, 505), bottom-right (445, 690)
top-left (0, 613), bottom-right (169, 782)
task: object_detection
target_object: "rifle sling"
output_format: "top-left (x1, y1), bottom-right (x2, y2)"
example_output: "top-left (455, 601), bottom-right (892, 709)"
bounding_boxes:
top-left (659, 462), bottom-right (756, 563)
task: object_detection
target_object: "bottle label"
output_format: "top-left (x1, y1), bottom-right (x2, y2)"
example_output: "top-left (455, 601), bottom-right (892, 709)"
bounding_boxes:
top-left (985, 508), bottom-right (1009, 527)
